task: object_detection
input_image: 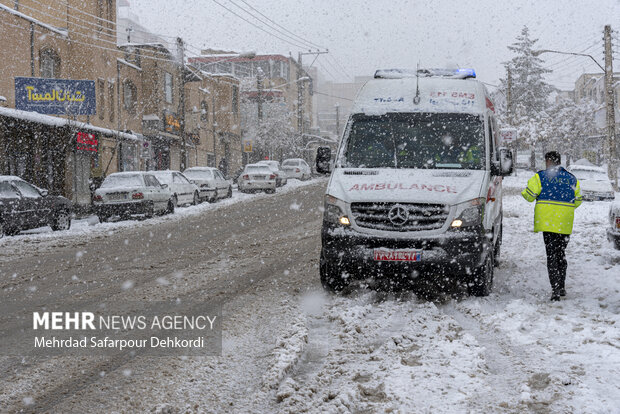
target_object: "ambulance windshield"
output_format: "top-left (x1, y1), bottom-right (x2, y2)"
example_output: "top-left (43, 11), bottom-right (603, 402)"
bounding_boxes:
top-left (342, 112), bottom-right (485, 170)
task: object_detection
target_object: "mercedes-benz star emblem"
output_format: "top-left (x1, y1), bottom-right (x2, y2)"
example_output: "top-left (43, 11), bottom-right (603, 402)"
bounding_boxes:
top-left (388, 205), bottom-right (409, 226)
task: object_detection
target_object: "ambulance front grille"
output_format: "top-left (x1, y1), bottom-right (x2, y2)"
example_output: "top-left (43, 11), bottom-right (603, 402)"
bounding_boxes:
top-left (350, 202), bottom-right (449, 232)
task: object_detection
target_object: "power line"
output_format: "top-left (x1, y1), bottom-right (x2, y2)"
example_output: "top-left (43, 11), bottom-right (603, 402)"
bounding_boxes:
top-left (235, 0), bottom-right (325, 50)
top-left (0, 18), bottom-right (182, 66)
top-left (210, 0), bottom-right (309, 50)
top-left (313, 91), bottom-right (354, 101)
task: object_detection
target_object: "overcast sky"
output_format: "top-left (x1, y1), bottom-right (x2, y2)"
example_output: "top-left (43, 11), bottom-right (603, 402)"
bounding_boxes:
top-left (130, 0), bottom-right (619, 89)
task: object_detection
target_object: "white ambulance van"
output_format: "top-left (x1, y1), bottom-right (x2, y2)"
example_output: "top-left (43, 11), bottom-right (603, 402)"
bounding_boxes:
top-left (316, 68), bottom-right (513, 295)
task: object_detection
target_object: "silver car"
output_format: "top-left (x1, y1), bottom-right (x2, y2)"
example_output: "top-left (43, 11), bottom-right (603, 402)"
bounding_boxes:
top-left (282, 158), bottom-right (311, 180)
top-left (257, 160), bottom-right (288, 187)
top-left (238, 164), bottom-right (277, 193)
top-left (150, 170), bottom-right (201, 207)
top-left (183, 167), bottom-right (233, 202)
top-left (567, 165), bottom-right (615, 201)
top-left (94, 172), bottom-right (173, 221)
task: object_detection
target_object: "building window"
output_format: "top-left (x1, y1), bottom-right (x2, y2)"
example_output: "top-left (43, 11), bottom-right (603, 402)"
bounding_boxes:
top-left (123, 80), bottom-right (137, 114)
top-left (200, 100), bottom-right (208, 122)
top-left (98, 79), bottom-right (105, 120)
top-left (232, 85), bottom-right (239, 116)
top-left (109, 83), bottom-right (115, 122)
top-left (164, 72), bottom-right (173, 103)
top-left (40, 48), bottom-right (60, 78)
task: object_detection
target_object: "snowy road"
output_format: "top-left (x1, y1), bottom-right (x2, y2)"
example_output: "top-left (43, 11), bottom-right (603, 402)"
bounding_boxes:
top-left (1, 176), bottom-right (619, 413)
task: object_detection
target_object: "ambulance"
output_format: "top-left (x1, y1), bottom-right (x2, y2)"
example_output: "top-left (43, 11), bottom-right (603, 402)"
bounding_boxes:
top-left (316, 68), bottom-right (513, 295)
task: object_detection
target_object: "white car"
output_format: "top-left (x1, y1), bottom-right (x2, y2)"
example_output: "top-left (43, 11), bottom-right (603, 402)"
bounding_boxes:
top-left (282, 158), bottom-right (312, 180)
top-left (183, 167), bottom-right (232, 202)
top-left (567, 165), bottom-right (615, 201)
top-left (94, 172), bottom-right (173, 221)
top-left (257, 160), bottom-right (288, 187)
top-left (150, 170), bottom-right (201, 207)
top-left (607, 199), bottom-right (620, 249)
top-left (238, 164), bottom-right (277, 193)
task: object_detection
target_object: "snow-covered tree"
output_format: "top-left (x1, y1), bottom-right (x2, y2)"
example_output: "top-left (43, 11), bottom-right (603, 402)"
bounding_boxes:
top-left (499, 26), bottom-right (555, 167)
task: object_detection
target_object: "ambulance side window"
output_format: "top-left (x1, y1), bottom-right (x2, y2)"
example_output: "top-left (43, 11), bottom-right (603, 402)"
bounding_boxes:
top-left (488, 118), bottom-right (497, 162)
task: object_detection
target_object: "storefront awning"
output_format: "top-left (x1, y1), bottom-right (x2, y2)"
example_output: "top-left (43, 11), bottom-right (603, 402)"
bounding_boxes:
top-left (0, 106), bottom-right (140, 141)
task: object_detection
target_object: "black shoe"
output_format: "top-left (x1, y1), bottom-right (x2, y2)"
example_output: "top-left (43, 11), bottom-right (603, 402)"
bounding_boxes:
top-left (551, 292), bottom-right (561, 301)
top-left (559, 288), bottom-right (566, 297)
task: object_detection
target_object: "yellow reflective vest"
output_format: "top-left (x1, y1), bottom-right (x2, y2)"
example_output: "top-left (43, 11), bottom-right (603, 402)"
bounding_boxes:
top-left (522, 166), bottom-right (582, 234)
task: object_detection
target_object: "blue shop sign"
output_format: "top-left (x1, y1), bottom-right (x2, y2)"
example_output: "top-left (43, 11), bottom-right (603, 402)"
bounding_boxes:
top-left (15, 77), bottom-right (96, 115)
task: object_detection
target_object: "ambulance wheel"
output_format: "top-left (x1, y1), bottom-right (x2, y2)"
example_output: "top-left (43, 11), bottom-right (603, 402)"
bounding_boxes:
top-left (468, 247), bottom-right (494, 297)
top-left (320, 254), bottom-right (348, 293)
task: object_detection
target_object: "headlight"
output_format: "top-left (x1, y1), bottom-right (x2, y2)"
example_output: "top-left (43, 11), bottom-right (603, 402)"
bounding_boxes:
top-left (451, 198), bottom-right (485, 228)
top-left (324, 195), bottom-right (350, 226)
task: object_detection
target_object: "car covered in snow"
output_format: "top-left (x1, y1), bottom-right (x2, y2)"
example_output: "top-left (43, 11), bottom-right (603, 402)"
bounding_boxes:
top-left (93, 172), bottom-right (174, 221)
top-left (238, 164), bottom-right (277, 193)
top-left (183, 167), bottom-right (232, 202)
top-left (0, 176), bottom-right (73, 237)
top-left (150, 170), bottom-right (200, 207)
top-left (282, 158), bottom-right (312, 180)
top-left (257, 160), bottom-right (288, 187)
top-left (316, 68), bottom-right (513, 295)
top-left (607, 199), bottom-right (620, 249)
top-left (566, 165), bottom-right (615, 201)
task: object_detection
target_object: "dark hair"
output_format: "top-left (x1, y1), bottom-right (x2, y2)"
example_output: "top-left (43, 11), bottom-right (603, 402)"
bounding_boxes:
top-left (545, 151), bottom-right (561, 165)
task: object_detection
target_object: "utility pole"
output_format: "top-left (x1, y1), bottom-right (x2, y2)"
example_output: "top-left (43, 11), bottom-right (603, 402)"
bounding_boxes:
top-left (256, 67), bottom-right (264, 163)
top-left (604, 25), bottom-right (617, 190)
top-left (297, 52), bottom-right (303, 138)
top-left (177, 37), bottom-right (187, 171)
top-left (335, 103), bottom-right (340, 138)
top-left (296, 50), bottom-right (328, 142)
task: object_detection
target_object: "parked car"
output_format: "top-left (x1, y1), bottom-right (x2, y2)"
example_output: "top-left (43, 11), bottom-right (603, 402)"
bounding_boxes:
top-left (93, 172), bottom-right (173, 222)
top-left (238, 164), bottom-right (277, 193)
top-left (567, 165), bottom-right (615, 201)
top-left (607, 199), bottom-right (620, 249)
top-left (282, 158), bottom-right (312, 180)
top-left (150, 170), bottom-right (200, 207)
top-left (257, 160), bottom-right (288, 187)
top-left (0, 176), bottom-right (73, 237)
top-left (183, 167), bottom-right (232, 202)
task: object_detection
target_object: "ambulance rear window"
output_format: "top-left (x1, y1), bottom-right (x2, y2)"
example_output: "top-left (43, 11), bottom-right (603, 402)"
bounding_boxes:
top-left (343, 112), bottom-right (485, 170)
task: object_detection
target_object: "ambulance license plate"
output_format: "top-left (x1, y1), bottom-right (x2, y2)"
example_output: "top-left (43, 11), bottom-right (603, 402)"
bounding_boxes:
top-left (373, 249), bottom-right (422, 262)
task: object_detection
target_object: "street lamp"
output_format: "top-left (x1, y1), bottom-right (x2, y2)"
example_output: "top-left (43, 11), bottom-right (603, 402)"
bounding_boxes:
top-left (533, 47), bottom-right (617, 189)
top-left (531, 49), bottom-right (604, 72)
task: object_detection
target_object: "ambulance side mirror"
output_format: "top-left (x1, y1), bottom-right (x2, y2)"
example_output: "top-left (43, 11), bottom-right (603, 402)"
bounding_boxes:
top-left (316, 146), bottom-right (332, 174)
top-left (494, 148), bottom-right (513, 176)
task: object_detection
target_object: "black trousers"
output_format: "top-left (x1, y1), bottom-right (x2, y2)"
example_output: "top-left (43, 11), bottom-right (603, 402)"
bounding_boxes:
top-left (543, 232), bottom-right (570, 291)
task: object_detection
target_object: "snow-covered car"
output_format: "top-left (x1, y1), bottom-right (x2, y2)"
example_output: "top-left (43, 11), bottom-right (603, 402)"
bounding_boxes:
top-left (150, 170), bottom-right (200, 207)
top-left (282, 158), bottom-right (311, 180)
top-left (317, 67), bottom-right (513, 296)
top-left (567, 165), bottom-right (615, 201)
top-left (183, 167), bottom-right (232, 202)
top-left (238, 164), bottom-right (277, 193)
top-left (93, 172), bottom-right (173, 222)
top-left (0, 176), bottom-right (72, 237)
top-left (607, 199), bottom-right (620, 249)
top-left (257, 160), bottom-right (288, 187)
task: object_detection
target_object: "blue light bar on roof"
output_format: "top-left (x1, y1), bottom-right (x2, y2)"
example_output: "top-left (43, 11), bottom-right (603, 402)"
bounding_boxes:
top-left (374, 68), bottom-right (476, 79)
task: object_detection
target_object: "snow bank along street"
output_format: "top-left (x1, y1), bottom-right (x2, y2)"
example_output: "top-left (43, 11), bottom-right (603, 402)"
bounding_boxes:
top-left (1, 176), bottom-right (618, 413)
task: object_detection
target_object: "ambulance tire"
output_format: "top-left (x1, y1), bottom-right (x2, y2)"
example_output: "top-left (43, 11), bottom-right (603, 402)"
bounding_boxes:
top-left (320, 255), bottom-right (348, 293)
top-left (468, 247), bottom-right (494, 297)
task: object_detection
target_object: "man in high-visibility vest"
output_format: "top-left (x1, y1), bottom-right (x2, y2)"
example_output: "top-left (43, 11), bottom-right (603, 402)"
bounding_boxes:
top-left (522, 151), bottom-right (582, 301)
